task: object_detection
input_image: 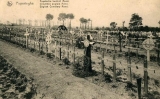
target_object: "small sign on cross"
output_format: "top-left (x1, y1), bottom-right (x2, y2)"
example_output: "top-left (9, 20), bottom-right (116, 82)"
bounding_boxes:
top-left (142, 34), bottom-right (155, 61)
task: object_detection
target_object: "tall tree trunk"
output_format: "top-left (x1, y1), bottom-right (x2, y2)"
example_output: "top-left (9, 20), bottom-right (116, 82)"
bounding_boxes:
top-left (83, 23), bottom-right (84, 29)
top-left (88, 22), bottom-right (89, 29)
top-left (48, 20), bottom-right (51, 29)
top-left (63, 20), bottom-right (64, 25)
top-left (91, 21), bottom-right (92, 30)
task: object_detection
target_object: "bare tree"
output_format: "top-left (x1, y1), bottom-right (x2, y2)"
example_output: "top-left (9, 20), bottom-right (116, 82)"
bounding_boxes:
top-left (19, 19), bottom-right (22, 25)
top-left (35, 20), bottom-right (38, 26)
top-left (28, 20), bottom-right (32, 26)
top-left (23, 19), bottom-right (25, 25)
top-left (87, 19), bottom-right (91, 29)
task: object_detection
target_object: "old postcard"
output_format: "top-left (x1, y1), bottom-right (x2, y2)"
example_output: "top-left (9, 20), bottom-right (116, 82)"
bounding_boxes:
top-left (0, 0), bottom-right (160, 99)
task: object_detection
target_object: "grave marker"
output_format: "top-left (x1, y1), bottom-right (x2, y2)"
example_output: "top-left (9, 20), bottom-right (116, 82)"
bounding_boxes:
top-left (142, 35), bottom-right (155, 62)
top-left (144, 58), bottom-right (148, 95)
top-left (46, 32), bottom-right (52, 53)
top-left (81, 34), bottom-right (95, 72)
top-left (24, 28), bottom-right (30, 48)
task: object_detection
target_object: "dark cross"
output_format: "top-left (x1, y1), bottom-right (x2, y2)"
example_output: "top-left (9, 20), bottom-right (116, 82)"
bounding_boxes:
top-left (84, 35), bottom-right (92, 72)
top-left (83, 34), bottom-right (95, 72)
top-left (119, 31), bottom-right (123, 52)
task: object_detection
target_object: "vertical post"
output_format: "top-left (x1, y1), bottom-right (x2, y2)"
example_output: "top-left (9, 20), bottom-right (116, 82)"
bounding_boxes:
top-left (73, 46), bottom-right (75, 64)
top-left (101, 50), bottom-right (104, 75)
top-left (113, 38), bottom-right (116, 52)
top-left (100, 42), bottom-right (101, 51)
top-left (157, 49), bottom-right (159, 62)
top-left (55, 40), bottom-right (57, 58)
top-left (136, 49), bottom-right (138, 58)
top-left (23, 35), bottom-right (24, 46)
top-left (23, 36), bottom-right (25, 46)
top-left (144, 58), bottom-right (148, 95)
top-left (2, 29), bottom-right (3, 38)
top-left (59, 39), bottom-right (62, 60)
top-left (125, 34), bottom-right (128, 44)
top-left (65, 36), bottom-right (66, 44)
top-left (28, 36), bottom-right (32, 48)
top-left (113, 54), bottom-right (116, 82)
top-left (112, 36), bottom-right (116, 82)
top-left (72, 36), bottom-right (75, 63)
top-left (42, 31), bottom-right (44, 52)
top-left (147, 50), bottom-right (150, 62)
top-left (72, 38), bottom-right (73, 47)
top-left (39, 39), bottom-right (40, 51)
top-left (67, 44), bottom-right (69, 59)
top-left (48, 43), bottom-right (50, 53)
top-left (46, 43), bottom-right (48, 53)
top-left (157, 44), bottom-right (160, 65)
top-left (34, 39), bottom-right (35, 49)
top-left (25, 35), bottom-right (28, 48)
top-left (137, 38), bottom-right (140, 48)
top-left (106, 31), bottom-right (109, 44)
top-left (137, 78), bottom-right (142, 99)
top-left (9, 29), bottom-right (11, 41)
top-left (119, 31), bottom-right (122, 52)
top-left (19, 34), bottom-right (20, 44)
top-left (128, 38), bottom-right (132, 83)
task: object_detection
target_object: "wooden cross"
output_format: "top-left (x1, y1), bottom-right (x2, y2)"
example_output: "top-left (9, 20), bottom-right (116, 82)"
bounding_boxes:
top-left (24, 28), bottom-right (30, 48)
top-left (81, 34), bottom-right (95, 72)
top-left (142, 34), bottom-right (155, 62)
top-left (46, 31), bottom-right (52, 53)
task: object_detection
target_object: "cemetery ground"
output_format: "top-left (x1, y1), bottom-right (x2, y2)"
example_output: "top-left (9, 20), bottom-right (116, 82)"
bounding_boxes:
top-left (0, 39), bottom-right (160, 99)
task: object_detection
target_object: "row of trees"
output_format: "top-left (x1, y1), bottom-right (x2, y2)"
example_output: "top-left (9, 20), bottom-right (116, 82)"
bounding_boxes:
top-left (2, 13), bottom-right (160, 31)
top-left (110, 13), bottom-right (143, 30)
top-left (79, 18), bottom-right (92, 30)
top-left (94, 26), bottom-right (160, 32)
top-left (14, 19), bottom-right (52, 27)
top-left (45, 13), bottom-right (75, 29)
top-left (109, 13), bottom-right (159, 31)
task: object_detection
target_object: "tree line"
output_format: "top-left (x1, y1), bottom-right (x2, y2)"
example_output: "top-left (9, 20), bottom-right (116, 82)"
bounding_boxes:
top-left (1, 13), bottom-right (160, 32)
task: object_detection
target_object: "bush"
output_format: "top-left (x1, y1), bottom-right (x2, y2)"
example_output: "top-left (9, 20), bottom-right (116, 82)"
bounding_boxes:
top-left (46, 53), bottom-right (52, 59)
top-left (40, 50), bottom-right (45, 55)
top-left (62, 58), bottom-right (70, 65)
top-left (30, 48), bottom-right (35, 52)
top-left (72, 63), bottom-right (97, 78)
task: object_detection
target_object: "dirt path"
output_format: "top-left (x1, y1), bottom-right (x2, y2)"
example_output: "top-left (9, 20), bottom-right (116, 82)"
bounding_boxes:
top-left (0, 39), bottom-right (128, 99)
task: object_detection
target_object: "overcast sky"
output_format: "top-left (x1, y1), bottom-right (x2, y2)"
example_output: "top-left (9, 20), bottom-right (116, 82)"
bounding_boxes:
top-left (0, 0), bottom-right (160, 27)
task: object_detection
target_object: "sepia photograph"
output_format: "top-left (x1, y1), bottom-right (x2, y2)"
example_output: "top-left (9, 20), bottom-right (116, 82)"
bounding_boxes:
top-left (0, 0), bottom-right (160, 99)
